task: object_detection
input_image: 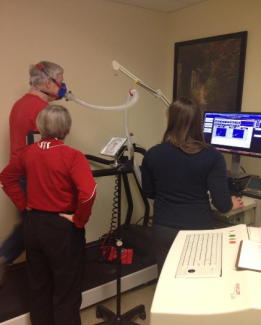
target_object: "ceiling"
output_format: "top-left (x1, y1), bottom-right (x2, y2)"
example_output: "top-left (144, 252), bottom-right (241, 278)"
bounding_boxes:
top-left (105, 0), bottom-right (208, 13)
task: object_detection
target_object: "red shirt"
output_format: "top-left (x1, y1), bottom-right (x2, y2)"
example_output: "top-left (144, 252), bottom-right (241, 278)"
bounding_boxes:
top-left (0, 138), bottom-right (97, 228)
top-left (9, 94), bottom-right (48, 161)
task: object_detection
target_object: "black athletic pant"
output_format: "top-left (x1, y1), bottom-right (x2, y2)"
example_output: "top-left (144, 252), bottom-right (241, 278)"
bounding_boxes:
top-left (24, 210), bottom-right (86, 325)
top-left (152, 223), bottom-right (180, 275)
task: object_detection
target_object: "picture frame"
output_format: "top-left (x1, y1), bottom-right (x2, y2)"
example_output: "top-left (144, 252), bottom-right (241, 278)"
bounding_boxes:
top-left (173, 31), bottom-right (248, 112)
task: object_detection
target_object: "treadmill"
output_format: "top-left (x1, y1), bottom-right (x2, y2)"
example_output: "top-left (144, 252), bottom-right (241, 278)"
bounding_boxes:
top-left (0, 145), bottom-right (158, 325)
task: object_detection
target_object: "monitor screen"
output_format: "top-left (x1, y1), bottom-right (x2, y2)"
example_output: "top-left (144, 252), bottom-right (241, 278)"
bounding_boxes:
top-left (247, 177), bottom-right (261, 190)
top-left (203, 112), bottom-right (261, 157)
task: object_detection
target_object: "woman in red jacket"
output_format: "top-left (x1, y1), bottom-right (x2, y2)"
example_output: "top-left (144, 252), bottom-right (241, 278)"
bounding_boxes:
top-left (0, 105), bottom-right (97, 325)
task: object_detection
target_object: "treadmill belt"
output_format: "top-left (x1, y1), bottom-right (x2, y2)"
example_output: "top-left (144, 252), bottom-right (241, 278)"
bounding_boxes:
top-left (0, 225), bottom-right (156, 323)
top-left (0, 251), bottom-right (154, 323)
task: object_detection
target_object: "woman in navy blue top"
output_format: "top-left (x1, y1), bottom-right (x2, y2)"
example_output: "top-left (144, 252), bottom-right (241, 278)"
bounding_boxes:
top-left (141, 98), bottom-right (244, 274)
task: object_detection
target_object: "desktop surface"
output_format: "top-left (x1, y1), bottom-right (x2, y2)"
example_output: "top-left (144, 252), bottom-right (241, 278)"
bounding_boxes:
top-left (151, 224), bottom-right (261, 325)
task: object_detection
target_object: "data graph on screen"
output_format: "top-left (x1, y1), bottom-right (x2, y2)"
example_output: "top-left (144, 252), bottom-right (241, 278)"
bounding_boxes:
top-left (203, 112), bottom-right (261, 157)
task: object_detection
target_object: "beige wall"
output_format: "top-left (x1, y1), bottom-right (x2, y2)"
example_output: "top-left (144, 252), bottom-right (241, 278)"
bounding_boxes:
top-left (1, 0), bottom-right (261, 249)
top-left (165, 0), bottom-right (261, 174)
top-left (0, 0), bottom-right (168, 245)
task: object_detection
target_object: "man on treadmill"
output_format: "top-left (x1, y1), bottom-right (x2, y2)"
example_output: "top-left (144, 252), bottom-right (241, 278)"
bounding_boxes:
top-left (0, 61), bottom-right (67, 286)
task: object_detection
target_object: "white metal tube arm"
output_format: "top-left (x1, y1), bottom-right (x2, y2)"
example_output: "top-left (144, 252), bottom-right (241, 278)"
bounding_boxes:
top-left (111, 60), bottom-right (171, 107)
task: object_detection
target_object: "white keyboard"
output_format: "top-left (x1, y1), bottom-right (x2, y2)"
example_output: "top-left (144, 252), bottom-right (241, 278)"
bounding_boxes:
top-left (175, 233), bottom-right (222, 278)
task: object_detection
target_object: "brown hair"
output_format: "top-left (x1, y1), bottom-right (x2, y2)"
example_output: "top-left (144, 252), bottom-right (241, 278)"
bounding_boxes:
top-left (162, 97), bottom-right (207, 154)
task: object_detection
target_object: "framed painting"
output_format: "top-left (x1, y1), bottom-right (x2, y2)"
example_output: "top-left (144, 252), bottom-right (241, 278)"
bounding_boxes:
top-left (173, 31), bottom-right (248, 112)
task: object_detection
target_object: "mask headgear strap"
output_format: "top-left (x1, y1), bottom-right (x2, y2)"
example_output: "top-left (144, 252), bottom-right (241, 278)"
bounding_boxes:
top-left (30, 86), bottom-right (60, 99)
top-left (35, 64), bottom-right (63, 89)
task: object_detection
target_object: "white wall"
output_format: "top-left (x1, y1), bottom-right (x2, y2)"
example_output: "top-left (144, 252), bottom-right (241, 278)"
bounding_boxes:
top-left (0, 0), bottom-right (168, 247)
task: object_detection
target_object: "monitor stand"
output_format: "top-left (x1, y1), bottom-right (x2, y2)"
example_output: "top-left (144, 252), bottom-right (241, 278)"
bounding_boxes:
top-left (227, 154), bottom-right (249, 179)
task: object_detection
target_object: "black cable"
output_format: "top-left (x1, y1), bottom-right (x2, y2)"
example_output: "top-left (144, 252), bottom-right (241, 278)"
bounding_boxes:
top-left (135, 143), bottom-right (147, 151)
top-left (135, 216), bottom-right (153, 225)
top-left (110, 174), bottom-right (119, 233)
top-left (241, 166), bottom-right (246, 173)
top-left (133, 143), bottom-right (147, 156)
top-left (135, 216), bottom-right (144, 225)
top-left (100, 175), bottom-right (119, 262)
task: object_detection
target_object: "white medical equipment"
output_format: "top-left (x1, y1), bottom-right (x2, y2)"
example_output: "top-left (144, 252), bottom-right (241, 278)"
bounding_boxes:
top-left (151, 224), bottom-right (261, 325)
top-left (111, 60), bottom-right (171, 107)
top-left (100, 137), bottom-right (128, 157)
top-left (175, 232), bottom-right (222, 278)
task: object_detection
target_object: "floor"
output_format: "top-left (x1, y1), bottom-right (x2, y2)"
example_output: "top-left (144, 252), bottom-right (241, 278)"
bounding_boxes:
top-left (10, 252), bottom-right (157, 325)
top-left (80, 281), bottom-right (157, 325)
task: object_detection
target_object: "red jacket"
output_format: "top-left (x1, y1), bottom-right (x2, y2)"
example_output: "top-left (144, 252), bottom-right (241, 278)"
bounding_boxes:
top-left (9, 94), bottom-right (48, 161)
top-left (0, 138), bottom-right (97, 228)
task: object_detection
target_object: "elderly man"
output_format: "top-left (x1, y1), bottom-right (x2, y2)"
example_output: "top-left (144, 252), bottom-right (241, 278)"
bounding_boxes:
top-left (0, 61), bottom-right (67, 286)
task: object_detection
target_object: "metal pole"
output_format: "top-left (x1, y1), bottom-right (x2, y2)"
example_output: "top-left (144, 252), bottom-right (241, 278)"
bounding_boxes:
top-left (116, 172), bottom-right (122, 319)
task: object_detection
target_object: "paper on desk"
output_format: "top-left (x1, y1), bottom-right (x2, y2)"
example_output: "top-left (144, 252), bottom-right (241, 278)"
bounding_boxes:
top-left (247, 227), bottom-right (261, 242)
top-left (236, 240), bottom-right (261, 271)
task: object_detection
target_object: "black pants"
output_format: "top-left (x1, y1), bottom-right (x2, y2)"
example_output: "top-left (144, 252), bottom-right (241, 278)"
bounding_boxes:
top-left (0, 177), bottom-right (27, 264)
top-left (152, 223), bottom-right (180, 276)
top-left (24, 210), bottom-right (86, 325)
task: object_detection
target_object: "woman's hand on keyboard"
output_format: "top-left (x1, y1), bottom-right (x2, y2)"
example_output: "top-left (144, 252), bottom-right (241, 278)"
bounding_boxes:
top-left (231, 196), bottom-right (244, 210)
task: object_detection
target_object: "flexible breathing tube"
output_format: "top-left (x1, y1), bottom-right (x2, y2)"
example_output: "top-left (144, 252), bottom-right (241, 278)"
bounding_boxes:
top-left (64, 89), bottom-right (139, 111)
top-left (65, 89), bottom-right (142, 185)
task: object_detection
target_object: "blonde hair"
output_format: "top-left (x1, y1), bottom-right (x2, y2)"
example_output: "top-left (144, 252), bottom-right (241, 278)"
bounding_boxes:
top-left (29, 61), bottom-right (64, 87)
top-left (36, 105), bottom-right (71, 140)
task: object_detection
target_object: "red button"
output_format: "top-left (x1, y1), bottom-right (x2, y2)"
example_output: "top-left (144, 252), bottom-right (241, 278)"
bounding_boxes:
top-left (229, 241), bottom-right (237, 244)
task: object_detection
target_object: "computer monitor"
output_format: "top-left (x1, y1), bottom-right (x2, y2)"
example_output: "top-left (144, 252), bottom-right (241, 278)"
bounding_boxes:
top-left (203, 111), bottom-right (261, 178)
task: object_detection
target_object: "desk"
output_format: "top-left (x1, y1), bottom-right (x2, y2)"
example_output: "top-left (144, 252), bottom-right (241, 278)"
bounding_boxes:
top-left (211, 196), bottom-right (261, 227)
top-left (151, 224), bottom-right (261, 325)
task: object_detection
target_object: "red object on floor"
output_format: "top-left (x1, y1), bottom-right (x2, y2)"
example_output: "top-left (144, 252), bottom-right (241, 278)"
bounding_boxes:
top-left (101, 246), bottom-right (133, 264)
